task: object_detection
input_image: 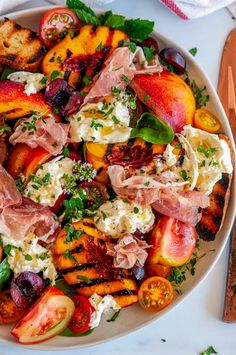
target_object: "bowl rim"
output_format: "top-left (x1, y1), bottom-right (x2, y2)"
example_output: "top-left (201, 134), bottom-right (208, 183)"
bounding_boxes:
top-left (0, 5), bottom-right (235, 351)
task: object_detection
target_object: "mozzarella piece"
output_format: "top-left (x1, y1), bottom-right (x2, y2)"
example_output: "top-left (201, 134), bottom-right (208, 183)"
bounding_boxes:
top-left (7, 71), bottom-right (47, 95)
top-left (89, 293), bottom-right (120, 329)
top-left (162, 144), bottom-right (177, 167)
top-left (1, 234), bottom-right (57, 282)
top-left (176, 133), bottom-right (198, 190)
top-left (95, 198), bottom-right (155, 238)
top-left (24, 156), bottom-right (74, 207)
top-left (68, 99), bottom-right (131, 144)
top-left (182, 125), bottom-right (233, 195)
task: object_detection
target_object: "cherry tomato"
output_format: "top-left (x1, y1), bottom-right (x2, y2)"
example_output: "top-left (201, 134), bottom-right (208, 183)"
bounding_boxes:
top-left (78, 181), bottom-right (108, 209)
top-left (39, 8), bottom-right (81, 48)
top-left (11, 286), bottom-right (75, 344)
top-left (0, 290), bottom-right (25, 324)
top-left (138, 276), bottom-right (173, 312)
top-left (69, 295), bottom-right (94, 333)
top-left (194, 108), bottom-right (221, 133)
top-left (69, 150), bottom-right (81, 161)
top-left (147, 216), bottom-right (197, 267)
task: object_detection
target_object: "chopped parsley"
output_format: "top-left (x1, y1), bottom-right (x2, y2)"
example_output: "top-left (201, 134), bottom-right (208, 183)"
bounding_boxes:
top-left (23, 115), bottom-right (38, 133)
top-left (101, 211), bottom-right (107, 220)
top-left (50, 70), bottom-right (61, 80)
top-left (29, 172), bottom-right (51, 190)
top-left (83, 75), bottom-right (92, 87)
top-left (96, 41), bottom-right (103, 52)
top-left (185, 73), bottom-right (210, 108)
top-left (80, 90), bottom-right (87, 96)
top-left (0, 119), bottom-right (11, 133)
top-left (197, 145), bottom-right (217, 158)
top-left (4, 244), bottom-right (20, 257)
top-left (189, 47), bottom-right (198, 56)
top-left (15, 176), bottom-right (25, 194)
top-left (107, 309), bottom-right (121, 322)
top-left (121, 74), bottom-right (129, 82)
top-left (40, 76), bottom-right (48, 84)
top-left (62, 146), bottom-right (69, 158)
top-left (133, 207), bottom-right (139, 214)
top-left (64, 249), bottom-right (77, 262)
top-left (111, 115), bottom-right (120, 124)
top-left (77, 275), bottom-right (92, 284)
top-left (122, 40), bottom-right (137, 53)
top-left (24, 254), bottom-right (33, 261)
top-left (144, 94), bottom-right (149, 102)
top-left (65, 224), bottom-right (83, 243)
top-left (143, 45), bottom-right (156, 62)
top-left (90, 119), bottom-right (103, 130)
top-left (144, 181), bottom-right (150, 186)
top-left (181, 170), bottom-right (191, 181)
top-left (38, 252), bottom-right (49, 261)
top-left (199, 346), bottom-right (218, 355)
top-left (52, 107), bottom-right (59, 114)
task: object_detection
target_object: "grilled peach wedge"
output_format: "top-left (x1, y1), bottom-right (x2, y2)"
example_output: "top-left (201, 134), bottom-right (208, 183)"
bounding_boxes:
top-left (130, 69), bottom-right (196, 132)
top-left (42, 25), bottom-right (129, 88)
top-left (0, 81), bottom-right (51, 119)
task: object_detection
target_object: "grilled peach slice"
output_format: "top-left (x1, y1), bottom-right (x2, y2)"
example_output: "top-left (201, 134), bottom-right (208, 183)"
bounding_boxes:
top-left (0, 81), bottom-right (51, 120)
top-left (130, 69), bottom-right (196, 132)
top-left (6, 143), bottom-right (52, 181)
top-left (85, 138), bottom-right (165, 185)
top-left (42, 25), bottom-right (129, 87)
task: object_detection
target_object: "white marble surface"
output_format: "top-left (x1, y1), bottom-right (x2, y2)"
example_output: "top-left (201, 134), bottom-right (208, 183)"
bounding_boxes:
top-left (0, 0), bottom-right (236, 354)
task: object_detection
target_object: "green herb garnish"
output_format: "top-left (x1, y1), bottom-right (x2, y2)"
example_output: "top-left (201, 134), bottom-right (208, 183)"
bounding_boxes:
top-left (197, 145), bottom-right (217, 158)
top-left (143, 46), bottom-right (156, 62)
top-left (83, 75), bottom-right (92, 86)
top-left (107, 309), bottom-right (121, 322)
top-left (199, 346), bottom-right (218, 355)
top-left (50, 70), bottom-right (61, 80)
top-left (77, 275), bottom-right (92, 284)
top-left (189, 47), bottom-right (198, 56)
top-left (130, 112), bottom-right (174, 144)
top-left (185, 73), bottom-right (210, 108)
top-left (181, 170), bottom-right (191, 181)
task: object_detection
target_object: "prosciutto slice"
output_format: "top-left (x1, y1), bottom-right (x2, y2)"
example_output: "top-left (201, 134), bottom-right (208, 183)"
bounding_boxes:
top-left (83, 46), bottom-right (162, 105)
top-left (0, 197), bottom-right (60, 243)
top-left (0, 165), bottom-right (22, 210)
top-left (107, 165), bottom-right (209, 226)
top-left (9, 115), bottom-right (69, 156)
top-left (106, 235), bottom-right (150, 269)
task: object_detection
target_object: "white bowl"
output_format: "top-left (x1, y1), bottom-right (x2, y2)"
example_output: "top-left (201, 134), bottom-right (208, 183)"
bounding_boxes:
top-left (0, 6), bottom-right (235, 351)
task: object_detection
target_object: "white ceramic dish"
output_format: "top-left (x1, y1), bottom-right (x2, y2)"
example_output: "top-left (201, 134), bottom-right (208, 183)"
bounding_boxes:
top-left (0, 6), bottom-right (235, 350)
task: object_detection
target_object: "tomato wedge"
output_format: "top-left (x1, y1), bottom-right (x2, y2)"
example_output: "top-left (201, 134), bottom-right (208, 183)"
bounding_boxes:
top-left (147, 216), bottom-right (197, 267)
top-left (78, 181), bottom-right (108, 209)
top-left (194, 108), bottom-right (221, 133)
top-left (69, 295), bottom-right (94, 333)
top-left (39, 8), bottom-right (81, 48)
top-left (0, 290), bottom-right (25, 324)
top-left (11, 286), bottom-right (75, 344)
top-left (138, 277), bottom-right (173, 312)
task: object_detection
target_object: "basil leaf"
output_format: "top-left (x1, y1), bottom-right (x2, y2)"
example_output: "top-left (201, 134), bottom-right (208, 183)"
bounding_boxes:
top-left (67, 0), bottom-right (96, 16)
top-left (0, 66), bottom-right (16, 80)
top-left (74, 9), bottom-right (100, 25)
top-left (55, 279), bottom-right (77, 297)
top-left (60, 327), bottom-right (94, 337)
top-left (130, 112), bottom-right (174, 144)
top-left (124, 19), bottom-right (154, 42)
top-left (0, 258), bottom-right (11, 291)
top-left (104, 14), bottom-right (126, 29)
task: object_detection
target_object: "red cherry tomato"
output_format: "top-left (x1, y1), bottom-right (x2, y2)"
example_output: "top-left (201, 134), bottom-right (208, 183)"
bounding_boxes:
top-left (69, 150), bottom-right (81, 162)
top-left (39, 8), bottom-right (81, 48)
top-left (11, 286), bottom-right (75, 344)
top-left (69, 295), bottom-right (94, 333)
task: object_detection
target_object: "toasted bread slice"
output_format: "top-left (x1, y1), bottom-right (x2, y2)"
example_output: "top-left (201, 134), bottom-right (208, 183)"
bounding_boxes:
top-left (196, 134), bottom-right (234, 241)
top-left (0, 18), bottom-right (46, 71)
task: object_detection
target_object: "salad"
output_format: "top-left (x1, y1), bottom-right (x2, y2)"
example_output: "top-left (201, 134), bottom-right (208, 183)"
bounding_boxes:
top-left (0, 0), bottom-right (233, 345)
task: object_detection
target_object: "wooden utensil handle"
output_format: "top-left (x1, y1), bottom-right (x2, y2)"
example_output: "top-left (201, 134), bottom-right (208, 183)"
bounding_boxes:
top-left (223, 221), bottom-right (236, 322)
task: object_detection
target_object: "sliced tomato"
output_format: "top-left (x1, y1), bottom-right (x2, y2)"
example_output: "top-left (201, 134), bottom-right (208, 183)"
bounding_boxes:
top-left (147, 216), bottom-right (197, 267)
top-left (0, 290), bottom-right (25, 324)
top-left (69, 295), bottom-right (94, 333)
top-left (78, 181), bottom-right (108, 209)
top-left (11, 286), bottom-right (75, 344)
top-left (194, 108), bottom-right (221, 133)
top-left (138, 276), bottom-right (173, 312)
top-left (39, 8), bottom-right (81, 48)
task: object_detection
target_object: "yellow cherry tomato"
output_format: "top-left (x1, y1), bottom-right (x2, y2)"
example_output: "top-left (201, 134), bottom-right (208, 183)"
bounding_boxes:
top-left (138, 277), bottom-right (174, 312)
top-left (194, 108), bottom-right (221, 133)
